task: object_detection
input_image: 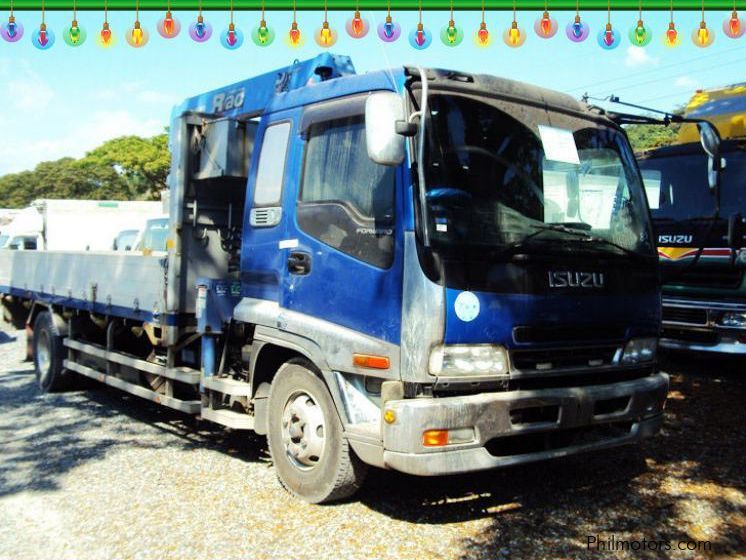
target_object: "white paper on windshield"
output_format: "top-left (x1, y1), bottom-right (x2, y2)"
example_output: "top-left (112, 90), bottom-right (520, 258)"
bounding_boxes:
top-left (538, 125), bottom-right (580, 165)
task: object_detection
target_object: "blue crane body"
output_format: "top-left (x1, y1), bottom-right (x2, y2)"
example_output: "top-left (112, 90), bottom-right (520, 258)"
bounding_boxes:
top-left (0, 54), bottom-right (668, 503)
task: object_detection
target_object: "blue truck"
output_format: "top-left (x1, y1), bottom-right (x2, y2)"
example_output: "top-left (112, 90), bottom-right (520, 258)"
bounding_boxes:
top-left (1, 54), bottom-right (670, 503)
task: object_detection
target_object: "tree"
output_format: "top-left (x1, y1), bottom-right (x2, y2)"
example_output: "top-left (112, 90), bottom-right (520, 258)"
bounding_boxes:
top-left (624, 122), bottom-right (682, 153)
top-left (0, 132), bottom-right (170, 208)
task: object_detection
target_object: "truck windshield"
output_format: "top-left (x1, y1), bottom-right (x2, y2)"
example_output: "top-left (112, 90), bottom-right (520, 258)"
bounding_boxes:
top-left (422, 93), bottom-right (654, 259)
top-left (639, 148), bottom-right (746, 221)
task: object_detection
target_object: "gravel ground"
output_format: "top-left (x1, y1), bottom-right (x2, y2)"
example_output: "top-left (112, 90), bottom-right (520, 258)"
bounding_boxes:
top-left (0, 327), bottom-right (744, 560)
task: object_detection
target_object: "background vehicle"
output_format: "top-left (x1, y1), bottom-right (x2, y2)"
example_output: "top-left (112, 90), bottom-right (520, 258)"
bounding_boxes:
top-left (134, 217), bottom-right (169, 253)
top-left (1, 54), bottom-right (670, 503)
top-left (0, 199), bottom-right (161, 251)
top-left (112, 229), bottom-right (140, 251)
top-left (637, 84), bottom-right (746, 354)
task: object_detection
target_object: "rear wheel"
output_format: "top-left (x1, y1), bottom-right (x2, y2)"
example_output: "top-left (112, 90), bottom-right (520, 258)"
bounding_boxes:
top-left (267, 360), bottom-right (367, 503)
top-left (33, 311), bottom-right (71, 392)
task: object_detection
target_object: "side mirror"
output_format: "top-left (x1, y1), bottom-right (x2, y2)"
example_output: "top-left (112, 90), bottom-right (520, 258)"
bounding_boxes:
top-left (365, 92), bottom-right (407, 166)
top-left (697, 121), bottom-right (722, 191)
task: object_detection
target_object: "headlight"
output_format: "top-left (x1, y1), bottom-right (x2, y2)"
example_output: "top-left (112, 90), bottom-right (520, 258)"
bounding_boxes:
top-left (621, 337), bottom-right (658, 364)
top-left (428, 344), bottom-right (508, 376)
top-left (718, 312), bottom-right (746, 328)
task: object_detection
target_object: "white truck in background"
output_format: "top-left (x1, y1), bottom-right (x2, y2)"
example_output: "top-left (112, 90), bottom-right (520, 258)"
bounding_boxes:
top-left (0, 200), bottom-right (162, 251)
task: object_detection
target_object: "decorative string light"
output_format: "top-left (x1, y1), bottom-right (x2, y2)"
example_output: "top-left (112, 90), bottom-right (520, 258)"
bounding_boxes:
top-left (503, 0), bottom-right (525, 47)
top-left (1, 0), bottom-right (23, 42)
top-left (629, 0), bottom-right (651, 46)
top-left (408, 0), bottom-right (431, 49)
top-left (692, 0), bottom-right (715, 46)
top-left (566, 0), bottom-right (589, 42)
top-left (474, 0), bottom-right (490, 46)
top-left (315, 0), bottom-right (337, 47)
top-left (724, 0), bottom-right (745, 37)
top-left (287, 0), bottom-right (302, 46)
top-left (441, 0), bottom-right (463, 46)
top-left (597, 0), bottom-right (620, 49)
top-left (32, 0), bottom-right (54, 49)
top-left (126, 0), bottom-right (149, 47)
top-left (534, 0), bottom-right (558, 38)
top-left (346, 0), bottom-right (369, 38)
top-left (377, 0), bottom-right (400, 42)
top-left (97, 0), bottom-right (114, 47)
top-left (252, 0), bottom-right (274, 45)
top-left (63, 0), bottom-right (86, 46)
top-left (157, 0), bottom-right (181, 38)
top-left (220, 0), bottom-right (244, 48)
top-left (189, 0), bottom-right (212, 42)
top-left (663, 0), bottom-right (680, 46)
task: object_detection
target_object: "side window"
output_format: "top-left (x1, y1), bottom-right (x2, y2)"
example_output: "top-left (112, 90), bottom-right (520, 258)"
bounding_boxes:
top-left (253, 122), bottom-right (291, 207)
top-left (298, 116), bottom-right (396, 269)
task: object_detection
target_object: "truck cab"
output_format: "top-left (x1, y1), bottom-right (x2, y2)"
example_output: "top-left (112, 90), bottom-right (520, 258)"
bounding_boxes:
top-left (638, 84), bottom-right (746, 353)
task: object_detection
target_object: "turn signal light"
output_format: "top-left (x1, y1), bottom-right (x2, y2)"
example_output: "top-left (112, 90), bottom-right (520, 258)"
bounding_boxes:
top-left (353, 353), bottom-right (390, 370)
top-left (423, 429), bottom-right (449, 447)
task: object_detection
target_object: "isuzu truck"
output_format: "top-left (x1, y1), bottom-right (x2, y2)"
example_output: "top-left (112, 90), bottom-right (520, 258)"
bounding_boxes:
top-left (1, 54), bottom-right (671, 503)
top-left (637, 84), bottom-right (746, 354)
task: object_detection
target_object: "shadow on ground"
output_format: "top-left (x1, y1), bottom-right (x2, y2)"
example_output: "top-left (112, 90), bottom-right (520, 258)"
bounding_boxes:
top-left (356, 352), bottom-right (746, 558)
top-left (0, 331), bottom-right (16, 344)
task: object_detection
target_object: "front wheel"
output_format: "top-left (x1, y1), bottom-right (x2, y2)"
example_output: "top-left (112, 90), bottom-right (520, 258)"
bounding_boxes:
top-left (33, 311), bottom-right (71, 392)
top-left (267, 360), bottom-right (368, 503)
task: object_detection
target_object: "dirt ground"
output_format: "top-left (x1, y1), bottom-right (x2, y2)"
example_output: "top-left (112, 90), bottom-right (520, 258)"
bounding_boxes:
top-left (0, 327), bottom-right (744, 559)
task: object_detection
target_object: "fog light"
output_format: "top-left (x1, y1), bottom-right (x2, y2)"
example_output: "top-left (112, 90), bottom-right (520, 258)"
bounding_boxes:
top-left (621, 338), bottom-right (657, 364)
top-left (719, 312), bottom-right (746, 328)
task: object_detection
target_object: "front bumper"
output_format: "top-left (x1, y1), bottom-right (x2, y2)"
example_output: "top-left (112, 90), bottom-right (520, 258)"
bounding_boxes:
top-left (382, 372), bottom-right (668, 476)
top-left (661, 298), bottom-right (746, 354)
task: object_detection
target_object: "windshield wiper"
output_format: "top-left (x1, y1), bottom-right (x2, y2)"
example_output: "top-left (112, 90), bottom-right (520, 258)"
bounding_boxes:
top-left (529, 224), bottom-right (653, 260)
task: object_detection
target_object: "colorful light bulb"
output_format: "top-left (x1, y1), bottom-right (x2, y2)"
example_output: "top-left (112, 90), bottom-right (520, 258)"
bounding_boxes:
top-left (604, 23), bottom-right (613, 45)
top-left (534, 10), bottom-right (558, 38)
top-left (440, 19), bottom-right (463, 46)
top-left (629, 18), bottom-right (651, 46)
top-left (1, 14), bottom-right (24, 42)
top-left (692, 20), bottom-right (714, 47)
top-left (664, 21), bottom-right (679, 46)
top-left (189, 15), bottom-right (212, 42)
top-left (408, 21), bottom-right (432, 49)
top-left (566, 14), bottom-right (589, 42)
top-left (477, 21), bottom-right (489, 45)
top-left (157, 10), bottom-right (181, 38)
top-left (32, 22), bottom-right (55, 49)
top-left (724, 10), bottom-right (745, 38)
top-left (503, 20), bottom-right (525, 47)
top-left (220, 21), bottom-right (244, 49)
top-left (597, 22), bottom-right (619, 49)
top-left (315, 20), bottom-right (337, 47)
top-left (63, 17), bottom-right (87, 46)
top-left (377, 15), bottom-right (400, 42)
top-left (345, 9), bottom-right (369, 38)
top-left (252, 19), bottom-right (274, 45)
top-left (98, 21), bottom-right (113, 47)
top-left (289, 21), bottom-right (301, 45)
top-left (126, 19), bottom-right (149, 47)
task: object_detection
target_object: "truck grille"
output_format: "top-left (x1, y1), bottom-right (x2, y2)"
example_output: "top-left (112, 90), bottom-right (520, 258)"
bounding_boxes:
top-left (513, 325), bottom-right (626, 344)
top-left (666, 268), bottom-right (743, 289)
top-left (662, 306), bottom-right (707, 325)
top-left (661, 327), bottom-right (718, 345)
top-left (510, 345), bottom-right (620, 373)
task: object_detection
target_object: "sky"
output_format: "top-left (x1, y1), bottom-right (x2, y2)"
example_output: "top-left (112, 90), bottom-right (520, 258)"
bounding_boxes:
top-left (0, 8), bottom-right (744, 175)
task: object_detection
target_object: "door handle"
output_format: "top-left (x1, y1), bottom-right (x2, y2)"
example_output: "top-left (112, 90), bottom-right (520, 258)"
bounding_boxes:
top-left (288, 251), bottom-right (312, 275)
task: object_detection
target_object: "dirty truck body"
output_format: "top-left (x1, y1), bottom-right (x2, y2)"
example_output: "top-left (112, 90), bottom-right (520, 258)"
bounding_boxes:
top-left (0, 54), bottom-right (668, 503)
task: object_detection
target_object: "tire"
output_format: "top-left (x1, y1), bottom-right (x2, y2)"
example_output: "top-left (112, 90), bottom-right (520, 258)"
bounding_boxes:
top-left (267, 359), bottom-right (368, 504)
top-left (33, 311), bottom-right (71, 393)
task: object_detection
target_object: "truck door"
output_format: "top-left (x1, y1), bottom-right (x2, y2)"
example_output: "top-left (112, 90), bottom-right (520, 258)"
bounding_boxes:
top-left (241, 114), bottom-right (295, 302)
top-left (281, 100), bottom-right (404, 345)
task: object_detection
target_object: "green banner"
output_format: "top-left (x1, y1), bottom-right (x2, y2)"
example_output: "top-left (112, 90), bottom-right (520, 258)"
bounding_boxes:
top-left (5, 0), bottom-right (741, 10)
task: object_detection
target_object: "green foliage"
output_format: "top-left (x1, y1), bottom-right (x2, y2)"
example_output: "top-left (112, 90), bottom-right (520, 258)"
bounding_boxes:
top-left (624, 122), bottom-right (682, 153)
top-left (0, 133), bottom-right (170, 208)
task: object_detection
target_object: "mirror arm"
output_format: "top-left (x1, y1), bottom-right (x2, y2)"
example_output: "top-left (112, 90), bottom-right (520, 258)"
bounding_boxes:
top-left (411, 66), bottom-right (431, 248)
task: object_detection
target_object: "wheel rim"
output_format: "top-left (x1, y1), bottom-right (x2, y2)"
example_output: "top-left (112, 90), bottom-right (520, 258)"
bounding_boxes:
top-left (281, 390), bottom-right (326, 470)
top-left (37, 329), bottom-right (52, 381)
